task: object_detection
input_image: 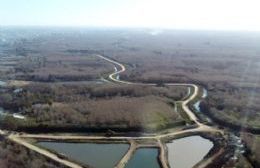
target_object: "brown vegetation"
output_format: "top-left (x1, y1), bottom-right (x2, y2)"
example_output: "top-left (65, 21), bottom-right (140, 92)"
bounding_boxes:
top-left (0, 83), bottom-right (187, 131)
top-left (5, 30), bottom-right (260, 129)
top-left (8, 29), bottom-right (260, 130)
top-left (0, 137), bottom-right (66, 168)
top-left (32, 96), bottom-right (182, 129)
top-left (241, 133), bottom-right (260, 167)
top-left (15, 54), bottom-right (112, 82)
top-left (205, 83), bottom-right (260, 129)
top-left (1, 28), bottom-right (260, 166)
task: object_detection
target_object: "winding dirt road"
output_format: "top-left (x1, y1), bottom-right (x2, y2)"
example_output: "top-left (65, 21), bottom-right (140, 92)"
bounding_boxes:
top-left (96, 54), bottom-right (213, 129)
top-left (6, 54), bottom-right (224, 168)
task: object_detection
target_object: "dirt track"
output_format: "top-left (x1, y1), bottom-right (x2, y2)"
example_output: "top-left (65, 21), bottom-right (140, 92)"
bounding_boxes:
top-left (8, 134), bottom-right (83, 168)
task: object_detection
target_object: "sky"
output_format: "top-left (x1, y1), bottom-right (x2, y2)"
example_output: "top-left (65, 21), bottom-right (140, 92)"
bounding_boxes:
top-left (0, 0), bottom-right (260, 31)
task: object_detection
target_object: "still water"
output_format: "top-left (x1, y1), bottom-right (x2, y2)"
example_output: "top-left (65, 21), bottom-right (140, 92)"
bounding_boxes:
top-left (126, 148), bottom-right (161, 168)
top-left (167, 136), bottom-right (213, 168)
top-left (38, 142), bottom-right (129, 168)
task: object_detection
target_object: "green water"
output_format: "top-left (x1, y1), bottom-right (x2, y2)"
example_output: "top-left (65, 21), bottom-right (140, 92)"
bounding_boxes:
top-left (37, 142), bottom-right (129, 168)
top-left (126, 148), bottom-right (161, 168)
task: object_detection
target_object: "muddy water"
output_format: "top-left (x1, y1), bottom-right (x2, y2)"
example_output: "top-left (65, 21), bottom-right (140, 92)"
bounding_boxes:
top-left (37, 142), bottom-right (129, 168)
top-left (167, 136), bottom-right (213, 168)
top-left (125, 148), bottom-right (161, 168)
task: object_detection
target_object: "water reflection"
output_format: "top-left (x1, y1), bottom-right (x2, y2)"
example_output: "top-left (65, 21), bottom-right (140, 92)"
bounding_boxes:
top-left (167, 136), bottom-right (213, 168)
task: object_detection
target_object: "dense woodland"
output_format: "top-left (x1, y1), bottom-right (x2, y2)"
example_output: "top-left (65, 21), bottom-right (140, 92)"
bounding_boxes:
top-left (207, 84), bottom-right (260, 129)
top-left (0, 83), bottom-right (187, 131)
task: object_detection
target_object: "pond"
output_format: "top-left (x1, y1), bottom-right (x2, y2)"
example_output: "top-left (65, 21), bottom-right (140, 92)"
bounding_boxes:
top-left (167, 136), bottom-right (213, 168)
top-left (126, 148), bottom-right (161, 168)
top-left (37, 142), bottom-right (129, 168)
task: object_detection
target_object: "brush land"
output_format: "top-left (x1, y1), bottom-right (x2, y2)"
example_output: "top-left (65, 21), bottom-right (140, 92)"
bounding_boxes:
top-left (1, 27), bottom-right (260, 167)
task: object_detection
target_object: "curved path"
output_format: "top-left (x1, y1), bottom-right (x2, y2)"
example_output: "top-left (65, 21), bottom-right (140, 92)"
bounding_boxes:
top-left (7, 54), bottom-right (224, 168)
top-left (96, 54), bottom-right (210, 128)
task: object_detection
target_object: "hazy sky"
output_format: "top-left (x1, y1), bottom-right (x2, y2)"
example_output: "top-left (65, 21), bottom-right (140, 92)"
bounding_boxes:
top-left (1, 0), bottom-right (260, 31)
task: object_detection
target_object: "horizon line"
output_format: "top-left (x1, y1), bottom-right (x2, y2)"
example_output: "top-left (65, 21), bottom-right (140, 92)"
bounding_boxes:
top-left (1, 25), bottom-right (260, 33)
